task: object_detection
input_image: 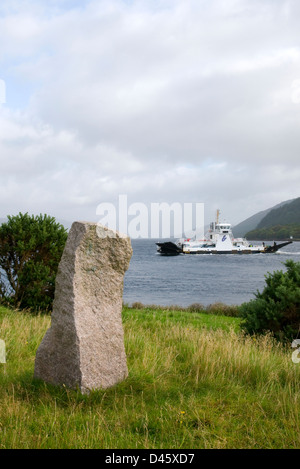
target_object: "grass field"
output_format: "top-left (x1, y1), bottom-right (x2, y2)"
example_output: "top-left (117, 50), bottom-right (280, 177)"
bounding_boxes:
top-left (0, 304), bottom-right (299, 449)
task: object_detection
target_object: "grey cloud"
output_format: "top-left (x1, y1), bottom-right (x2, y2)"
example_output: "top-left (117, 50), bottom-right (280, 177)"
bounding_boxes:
top-left (0, 0), bottom-right (300, 224)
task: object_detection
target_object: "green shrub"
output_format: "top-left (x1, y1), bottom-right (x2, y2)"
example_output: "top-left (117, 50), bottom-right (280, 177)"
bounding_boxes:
top-left (0, 213), bottom-right (68, 312)
top-left (239, 260), bottom-right (300, 341)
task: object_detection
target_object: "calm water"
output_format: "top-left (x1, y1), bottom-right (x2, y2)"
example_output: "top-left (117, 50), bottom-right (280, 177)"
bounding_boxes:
top-left (123, 239), bottom-right (300, 307)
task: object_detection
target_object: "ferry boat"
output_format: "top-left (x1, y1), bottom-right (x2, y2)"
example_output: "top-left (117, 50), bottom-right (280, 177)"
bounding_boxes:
top-left (156, 210), bottom-right (293, 255)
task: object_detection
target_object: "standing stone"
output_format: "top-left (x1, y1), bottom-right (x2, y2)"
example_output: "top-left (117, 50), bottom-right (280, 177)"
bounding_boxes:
top-left (34, 222), bottom-right (132, 394)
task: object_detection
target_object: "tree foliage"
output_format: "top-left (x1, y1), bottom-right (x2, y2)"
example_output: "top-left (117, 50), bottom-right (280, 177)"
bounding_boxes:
top-left (0, 213), bottom-right (68, 312)
top-left (246, 224), bottom-right (300, 241)
top-left (239, 260), bottom-right (300, 341)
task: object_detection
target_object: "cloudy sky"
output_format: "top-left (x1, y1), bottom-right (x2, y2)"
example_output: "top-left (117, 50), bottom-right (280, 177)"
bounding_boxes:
top-left (0, 0), bottom-right (300, 230)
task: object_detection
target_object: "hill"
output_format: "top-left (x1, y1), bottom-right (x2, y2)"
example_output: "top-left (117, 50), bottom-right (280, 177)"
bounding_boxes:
top-left (246, 224), bottom-right (300, 241)
top-left (232, 199), bottom-right (295, 237)
top-left (256, 197), bottom-right (300, 229)
top-left (232, 208), bottom-right (273, 238)
top-left (245, 197), bottom-right (300, 240)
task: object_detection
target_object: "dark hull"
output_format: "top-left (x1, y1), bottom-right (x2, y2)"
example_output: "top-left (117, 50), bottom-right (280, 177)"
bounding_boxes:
top-left (184, 250), bottom-right (263, 254)
top-left (263, 241), bottom-right (293, 253)
top-left (156, 242), bottom-right (182, 255)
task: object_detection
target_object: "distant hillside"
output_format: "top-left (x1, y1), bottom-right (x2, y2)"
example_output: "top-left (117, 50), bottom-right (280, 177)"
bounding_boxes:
top-left (245, 197), bottom-right (300, 241)
top-left (256, 197), bottom-right (300, 229)
top-left (232, 199), bottom-right (295, 237)
top-left (246, 224), bottom-right (300, 241)
top-left (233, 208), bottom-right (273, 238)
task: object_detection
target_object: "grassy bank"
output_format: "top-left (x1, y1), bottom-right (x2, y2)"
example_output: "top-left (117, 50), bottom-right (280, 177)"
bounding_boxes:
top-left (0, 304), bottom-right (299, 449)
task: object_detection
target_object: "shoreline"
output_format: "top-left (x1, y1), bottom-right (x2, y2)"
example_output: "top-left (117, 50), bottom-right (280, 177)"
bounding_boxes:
top-left (123, 301), bottom-right (240, 317)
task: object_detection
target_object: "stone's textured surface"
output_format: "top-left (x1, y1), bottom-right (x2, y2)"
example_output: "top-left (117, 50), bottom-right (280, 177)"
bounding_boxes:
top-left (34, 222), bottom-right (132, 393)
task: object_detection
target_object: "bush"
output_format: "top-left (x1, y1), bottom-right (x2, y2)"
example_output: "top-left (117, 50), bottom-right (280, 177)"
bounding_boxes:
top-left (186, 303), bottom-right (205, 313)
top-left (239, 260), bottom-right (300, 341)
top-left (205, 302), bottom-right (240, 317)
top-left (0, 213), bottom-right (68, 312)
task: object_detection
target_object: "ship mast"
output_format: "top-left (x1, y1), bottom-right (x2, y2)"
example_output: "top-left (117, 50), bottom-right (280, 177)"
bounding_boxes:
top-left (216, 209), bottom-right (220, 225)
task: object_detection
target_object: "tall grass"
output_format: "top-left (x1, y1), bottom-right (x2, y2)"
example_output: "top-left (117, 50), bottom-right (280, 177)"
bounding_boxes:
top-left (0, 305), bottom-right (299, 448)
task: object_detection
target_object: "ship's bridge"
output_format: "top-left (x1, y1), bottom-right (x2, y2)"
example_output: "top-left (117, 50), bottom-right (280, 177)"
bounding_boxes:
top-left (216, 223), bottom-right (231, 233)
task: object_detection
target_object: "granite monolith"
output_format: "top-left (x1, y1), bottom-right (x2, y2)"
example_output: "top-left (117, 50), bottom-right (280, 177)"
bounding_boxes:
top-left (34, 222), bottom-right (132, 393)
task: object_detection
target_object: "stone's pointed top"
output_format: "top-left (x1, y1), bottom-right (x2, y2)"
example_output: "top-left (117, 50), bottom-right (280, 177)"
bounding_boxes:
top-left (34, 220), bottom-right (132, 394)
top-left (95, 223), bottom-right (129, 240)
top-left (70, 221), bottom-right (129, 240)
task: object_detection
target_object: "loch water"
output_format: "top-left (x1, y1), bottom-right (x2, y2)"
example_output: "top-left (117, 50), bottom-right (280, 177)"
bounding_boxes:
top-left (123, 239), bottom-right (300, 307)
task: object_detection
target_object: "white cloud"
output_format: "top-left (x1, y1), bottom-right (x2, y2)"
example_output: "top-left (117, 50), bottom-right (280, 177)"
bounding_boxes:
top-left (0, 0), bottom-right (300, 226)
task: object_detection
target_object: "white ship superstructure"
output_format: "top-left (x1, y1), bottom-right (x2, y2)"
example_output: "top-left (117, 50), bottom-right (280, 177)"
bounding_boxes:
top-left (156, 210), bottom-right (292, 255)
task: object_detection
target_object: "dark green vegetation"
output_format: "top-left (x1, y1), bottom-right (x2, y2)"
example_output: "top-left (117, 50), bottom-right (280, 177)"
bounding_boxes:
top-left (233, 198), bottom-right (295, 238)
top-left (0, 304), bottom-right (299, 449)
top-left (232, 197), bottom-right (300, 240)
top-left (246, 224), bottom-right (300, 241)
top-left (256, 198), bottom-right (300, 229)
top-left (240, 260), bottom-right (300, 342)
top-left (0, 213), bottom-right (67, 312)
top-left (245, 197), bottom-right (300, 240)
